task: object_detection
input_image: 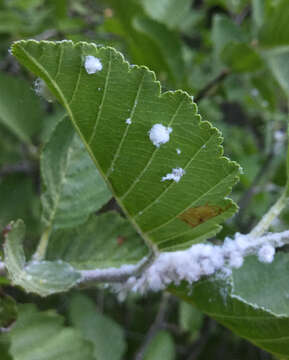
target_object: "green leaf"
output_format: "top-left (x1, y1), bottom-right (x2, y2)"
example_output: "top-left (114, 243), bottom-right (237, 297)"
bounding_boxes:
top-left (258, 0), bottom-right (289, 48)
top-left (0, 340), bottom-right (12, 360)
top-left (0, 72), bottom-right (43, 143)
top-left (69, 293), bottom-right (126, 360)
top-left (0, 292), bottom-right (17, 328)
top-left (8, 304), bottom-right (94, 360)
top-left (41, 117), bottom-right (111, 230)
top-left (221, 42), bottom-right (264, 73)
top-left (132, 16), bottom-right (185, 86)
top-left (173, 253), bottom-right (289, 358)
top-left (12, 40), bottom-right (240, 252)
top-left (257, 0), bottom-right (289, 98)
top-left (103, 0), bottom-right (185, 87)
top-left (0, 174), bottom-right (40, 234)
top-left (3, 220), bottom-right (81, 296)
top-left (212, 14), bottom-right (246, 59)
top-left (47, 212), bottom-right (148, 269)
top-left (140, 0), bottom-right (193, 31)
top-left (179, 301), bottom-right (203, 335)
top-left (143, 331), bottom-right (175, 360)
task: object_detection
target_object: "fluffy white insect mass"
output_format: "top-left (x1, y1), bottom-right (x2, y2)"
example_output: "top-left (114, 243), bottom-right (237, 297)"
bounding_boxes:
top-left (84, 55), bottom-right (103, 74)
top-left (162, 168), bottom-right (185, 182)
top-left (149, 124), bottom-right (172, 147)
top-left (258, 244), bottom-right (275, 263)
top-left (176, 148), bottom-right (181, 155)
top-left (109, 230), bottom-right (289, 297)
top-left (126, 118), bottom-right (132, 125)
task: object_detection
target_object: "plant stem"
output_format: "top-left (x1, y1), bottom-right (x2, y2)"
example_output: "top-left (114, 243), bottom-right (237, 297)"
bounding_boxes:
top-left (134, 293), bottom-right (170, 360)
top-left (33, 226), bottom-right (52, 262)
top-left (194, 69), bottom-right (230, 103)
top-left (0, 261), bottom-right (6, 276)
top-left (78, 253), bottom-right (154, 286)
top-left (249, 191), bottom-right (289, 238)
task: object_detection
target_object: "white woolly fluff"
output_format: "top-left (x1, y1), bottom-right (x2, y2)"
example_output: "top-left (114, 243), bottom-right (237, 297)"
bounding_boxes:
top-left (110, 230), bottom-right (289, 297)
top-left (34, 78), bottom-right (54, 102)
top-left (149, 124), bottom-right (172, 147)
top-left (258, 245), bottom-right (275, 263)
top-left (176, 148), bottom-right (181, 155)
top-left (126, 118), bottom-right (132, 125)
top-left (84, 55), bottom-right (102, 74)
top-left (162, 168), bottom-right (185, 182)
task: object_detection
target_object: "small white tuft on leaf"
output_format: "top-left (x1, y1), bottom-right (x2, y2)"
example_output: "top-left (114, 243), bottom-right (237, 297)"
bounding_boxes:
top-left (126, 118), bottom-right (132, 125)
top-left (34, 78), bottom-right (54, 102)
top-left (84, 55), bottom-right (103, 74)
top-left (162, 167), bottom-right (185, 183)
top-left (176, 148), bottom-right (181, 155)
top-left (149, 124), bottom-right (172, 147)
top-left (258, 244), bottom-right (275, 263)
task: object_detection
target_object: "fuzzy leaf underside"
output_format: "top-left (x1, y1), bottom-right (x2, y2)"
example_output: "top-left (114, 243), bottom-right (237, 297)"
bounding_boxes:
top-left (3, 220), bottom-right (81, 296)
top-left (12, 40), bottom-right (240, 252)
top-left (47, 212), bottom-right (149, 270)
top-left (41, 117), bottom-right (111, 230)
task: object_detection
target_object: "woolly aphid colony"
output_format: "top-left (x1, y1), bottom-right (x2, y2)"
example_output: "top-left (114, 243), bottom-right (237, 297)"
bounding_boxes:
top-left (110, 231), bottom-right (287, 298)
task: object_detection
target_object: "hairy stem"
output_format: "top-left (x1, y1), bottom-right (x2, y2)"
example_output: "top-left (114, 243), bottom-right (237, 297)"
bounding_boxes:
top-left (78, 253), bottom-right (154, 286)
top-left (33, 226), bottom-right (52, 262)
top-left (249, 191), bottom-right (289, 238)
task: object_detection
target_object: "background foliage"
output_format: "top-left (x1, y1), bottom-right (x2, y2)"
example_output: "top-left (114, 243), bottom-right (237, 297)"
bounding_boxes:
top-left (1, 0), bottom-right (289, 359)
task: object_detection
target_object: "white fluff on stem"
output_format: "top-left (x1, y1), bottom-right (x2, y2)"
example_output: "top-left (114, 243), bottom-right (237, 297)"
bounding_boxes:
top-left (108, 230), bottom-right (289, 297)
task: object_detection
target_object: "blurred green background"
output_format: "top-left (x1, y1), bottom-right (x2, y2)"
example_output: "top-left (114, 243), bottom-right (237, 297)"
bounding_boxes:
top-left (1, 0), bottom-right (288, 358)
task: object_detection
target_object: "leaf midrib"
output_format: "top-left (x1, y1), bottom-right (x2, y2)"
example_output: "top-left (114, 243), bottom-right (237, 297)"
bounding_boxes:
top-left (16, 43), bottom-right (157, 254)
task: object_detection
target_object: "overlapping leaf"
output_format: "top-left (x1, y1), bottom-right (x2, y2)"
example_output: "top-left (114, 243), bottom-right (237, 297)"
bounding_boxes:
top-left (143, 331), bottom-right (175, 360)
top-left (8, 304), bottom-right (94, 360)
top-left (3, 220), bottom-right (81, 296)
top-left (102, 0), bottom-right (185, 87)
top-left (0, 292), bottom-right (17, 328)
top-left (41, 117), bottom-right (111, 230)
top-left (140, 0), bottom-right (192, 31)
top-left (173, 253), bottom-right (289, 358)
top-left (47, 212), bottom-right (148, 269)
top-left (257, 0), bottom-right (289, 98)
top-left (0, 72), bottom-right (43, 143)
top-left (69, 294), bottom-right (126, 360)
top-left (12, 40), bottom-right (240, 252)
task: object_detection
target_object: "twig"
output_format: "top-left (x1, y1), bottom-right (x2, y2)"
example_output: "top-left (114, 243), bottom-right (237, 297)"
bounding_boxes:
top-left (194, 69), bottom-right (230, 103)
top-left (134, 293), bottom-right (170, 360)
top-left (34, 29), bottom-right (58, 40)
top-left (0, 162), bottom-right (34, 177)
top-left (250, 192), bottom-right (289, 238)
top-left (186, 316), bottom-right (212, 360)
top-left (237, 151), bottom-right (275, 231)
top-left (234, 5), bottom-right (250, 25)
top-left (0, 262), bottom-right (6, 277)
top-left (77, 254), bottom-right (154, 286)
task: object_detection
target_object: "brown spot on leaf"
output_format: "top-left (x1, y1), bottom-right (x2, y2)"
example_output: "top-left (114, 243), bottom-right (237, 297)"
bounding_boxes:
top-left (178, 204), bottom-right (226, 228)
top-left (117, 236), bottom-right (125, 246)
